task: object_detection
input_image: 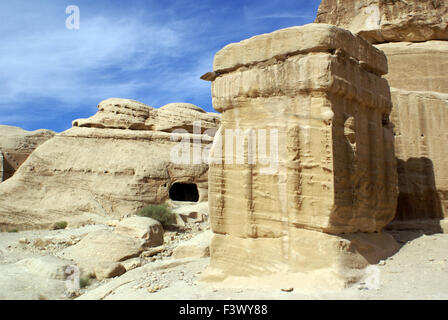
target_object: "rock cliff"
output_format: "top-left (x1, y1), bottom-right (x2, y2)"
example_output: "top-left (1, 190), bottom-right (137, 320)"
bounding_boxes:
top-left (0, 125), bottom-right (55, 182)
top-left (0, 99), bottom-right (220, 231)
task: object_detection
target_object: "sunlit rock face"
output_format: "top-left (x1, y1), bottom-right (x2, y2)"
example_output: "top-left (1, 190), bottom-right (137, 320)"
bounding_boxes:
top-left (202, 24), bottom-right (399, 289)
top-left (315, 0), bottom-right (448, 44)
top-left (375, 41), bottom-right (448, 94)
top-left (316, 0), bottom-right (448, 232)
top-left (0, 125), bottom-right (55, 182)
top-left (0, 99), bottom-right (220, 231)
top-left (390, 89), bottom-right (448, 223)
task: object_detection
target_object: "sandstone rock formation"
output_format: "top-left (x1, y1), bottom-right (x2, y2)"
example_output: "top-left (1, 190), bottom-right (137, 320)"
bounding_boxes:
top-left (202, 23), bottom-right (399, 288)
top-left (315, 0), bottom-right (448, 44)
top-left (114, 216), bottom-right (164, 247)
top-left (375, 41), bottom-right (448, 94)
top-left (57, 230), bottom-right (144, 276)
top-left (94, 262), bottom-right (127, 281)
top-left (172, 201), bottom-right (209, 225)
top-left (0, 255), bottom-right (74, 299)
top-left (0, 125), bottom-right (55, 182)
top-left (316, 0), bottom-right (448, 229)
top-left (172, 230), bottom-right (212, 259)
top-left (390, 89), bottom-right (448, 224)
top-left (0, 99), bottom-right (220, 231)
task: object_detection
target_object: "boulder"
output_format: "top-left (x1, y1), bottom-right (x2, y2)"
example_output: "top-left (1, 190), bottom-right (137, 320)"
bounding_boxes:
top-left (114, 216), bottom-right (164, 247)
top-left (57, 230), bottom-right (144, 275)
top-left (207, 23), bottom-right (396, 235)
top-left (94, 262), bottom-right (126, 281)
top-left (147, 103), bottom-right (220, 133)
top-left (172, 201), bottom-right (209, 224)
top-left (315, 0), bottom-right (448, 44)
top-left (0, 125), bottom-right (55, 182)
top-left (0, 255), bottom-right (74, 300)
top-left (314, 0), bottom-right (448, 230)
top-left (172, 230), bottom-right (212, 259)
top-left (202, 230), bottom-right (399, 285)
top-left (121, 258), bottom-right (142, 271)
top-left (15, 255), bottom-right (74, 280)
top-left (0, 99), bottom-right (220, 231)
top-left (212, 23), bottom-right (387, 76)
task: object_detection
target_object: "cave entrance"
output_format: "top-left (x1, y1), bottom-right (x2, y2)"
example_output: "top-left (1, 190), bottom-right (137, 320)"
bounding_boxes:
top-left (169, 183), bottom-right (199, 202)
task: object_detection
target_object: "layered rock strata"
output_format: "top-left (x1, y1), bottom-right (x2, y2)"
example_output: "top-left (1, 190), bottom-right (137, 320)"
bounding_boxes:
top-left (375, 41), bottom-right (448, 94)
top-left (0, 125), bottom-right (55, 182)
top-left (0, 99), bottom-right (220, 231)
top-left (315, 0), bottom-right (448, 44)
top-left (316, 0), bottom-right (448, 229)
top-left (202, 23), bottom-right (399, 288)
top-left (389, 89), bottom-right (448, 228)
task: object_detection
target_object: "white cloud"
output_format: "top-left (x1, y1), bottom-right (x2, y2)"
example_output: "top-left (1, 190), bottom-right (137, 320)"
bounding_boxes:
top-left (0, 14), bottom-right (185, 107)
top-left (0, 0), bottom-right (318, 131)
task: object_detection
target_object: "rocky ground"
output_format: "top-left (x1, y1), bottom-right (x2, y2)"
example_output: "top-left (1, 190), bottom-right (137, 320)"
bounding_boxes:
top-left (0, 205), bottom-right (447, 300)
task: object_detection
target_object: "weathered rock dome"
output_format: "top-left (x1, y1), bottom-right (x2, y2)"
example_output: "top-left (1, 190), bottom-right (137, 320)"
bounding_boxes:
top-left (0, 99), bottom-right (220, 231)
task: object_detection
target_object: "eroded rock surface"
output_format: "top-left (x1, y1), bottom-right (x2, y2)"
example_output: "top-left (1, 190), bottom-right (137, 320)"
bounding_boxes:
top-left (375, 41), bottom-right (448, 94)
top-left (57, 230), bottom-right (144, 275)
top-left (390, 89), bottom-right (448, 224)
top-left (0, 99), bottom-right (220, 231)
top-left (315, 0), bottom-right (448, 230)
top-left (315, 0), bottom-right (448, 44)
top-left (203, 23), bottom-right (398, 288)
top-left (0, 255), bottom-right (73, 300)
top-left (0, 125), bottom-right (55, 182)
top-left (172, 230), bottom-right (212, 259)
top-left (114, 216), bottom-right (164, 247)
top-left (208, 23), bottom-right (397, 235)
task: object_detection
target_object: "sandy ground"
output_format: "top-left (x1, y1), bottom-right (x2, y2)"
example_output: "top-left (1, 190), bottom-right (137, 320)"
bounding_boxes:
top-left (0, 225), bottom-right (447, 300)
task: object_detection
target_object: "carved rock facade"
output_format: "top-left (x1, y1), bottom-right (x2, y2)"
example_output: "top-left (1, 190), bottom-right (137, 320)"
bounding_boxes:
top-left (202, 24), bottom-right (399, 288)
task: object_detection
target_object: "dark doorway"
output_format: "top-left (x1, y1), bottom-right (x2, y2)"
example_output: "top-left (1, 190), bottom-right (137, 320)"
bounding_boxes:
top-left (169, 183), bottom-right (199, 202)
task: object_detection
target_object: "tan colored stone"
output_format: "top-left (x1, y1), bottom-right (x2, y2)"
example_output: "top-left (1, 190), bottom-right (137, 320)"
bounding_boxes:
top-left (172, 230), bottom-right (212, 259)
top-left (209, 24), bottom-right (396, 235)
top-left (0, 125), bottom-right (55, 182)
top-left (15, 255), bottom-right (73, 280)
top-left (0, 99), bottom-right (220, 230)
top-left (147, 103), bottom-right (220, 133)
top-left (72, 98), bottom-right (152, 130)
top-left (172, 201), bottom-right (209, 224)
top-left (204, 24), bottom-right (397, 287)
top-left (202, 229), bottom-right (399, 289)
top-left (390, 88), bottom-right (448, 223)
top-left (94, 262), bottom-right (126, 280)
top-left (73, 99), bottom-right (220, 133)
top-left (141, 246), bottom-right (165, 257)
top-left (57, 230), bottom-right (143, 274)
top-left (121, 258), bottom-right (142, 271)
top-left (375, 41), bottom-right (448, 94)
top-left (213, 23), bottom-right (388, 76)
top-left (114, 216), bottom-right (164, 247)
top-left (315, 0), bottom-right (448, 44)
top-left (0, 256), bottom-right (73, 300)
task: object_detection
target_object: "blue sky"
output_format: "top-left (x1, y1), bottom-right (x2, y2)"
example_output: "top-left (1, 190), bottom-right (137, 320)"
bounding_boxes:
top-left (0, 0), bottom-right (321, 132)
